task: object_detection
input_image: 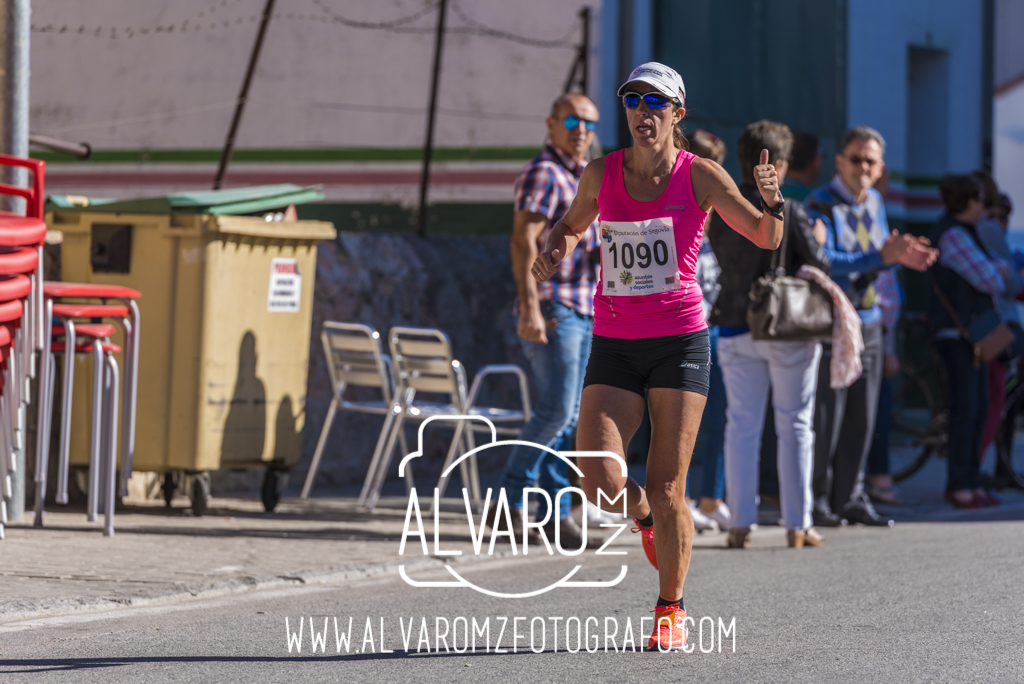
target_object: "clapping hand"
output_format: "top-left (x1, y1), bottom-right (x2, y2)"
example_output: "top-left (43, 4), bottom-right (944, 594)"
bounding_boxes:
top-left (880, 230), bottom-right (938, 271)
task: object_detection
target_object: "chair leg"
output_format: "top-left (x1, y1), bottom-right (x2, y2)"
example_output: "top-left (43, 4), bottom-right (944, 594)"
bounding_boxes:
top-left (0, 396), bottom-right (9, 512)
top-left (463, 427), bottom-right (481, 504)
top-left (301, 396), bottom-right (339, 499)
top-left (435, 421), bottom-right (468, 502)
top-left (358, 407), bottom-right (398, 507)
top-left (32, 353), bottom-right (55, 528)
top-left (87, 343), bottom-right (104, 523)
top-left (117, 317), bottom-right (133, 497)
top-left (57, 322), bottom-right (76, 504)
top-left (103, 354), bottom-right (119, 537)
top-left (366, 412), bottom-right (406, 511)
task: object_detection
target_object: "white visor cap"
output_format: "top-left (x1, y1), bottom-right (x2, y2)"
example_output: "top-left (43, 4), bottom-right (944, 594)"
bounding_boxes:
top-left (617, 62), bottom-right (686, 105)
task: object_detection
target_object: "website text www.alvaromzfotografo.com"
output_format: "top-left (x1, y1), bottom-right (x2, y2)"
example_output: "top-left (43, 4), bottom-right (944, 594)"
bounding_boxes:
top-left (284, 615), bottom-right (737, 654)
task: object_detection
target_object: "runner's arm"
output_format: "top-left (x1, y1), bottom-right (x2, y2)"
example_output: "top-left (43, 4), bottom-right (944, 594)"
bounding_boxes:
top-left (532, 159), bottom-right (604, 282)
top-left (510, 210), bottom-right (551, 342)
top-left (691, 155), bottom-right (783, 250)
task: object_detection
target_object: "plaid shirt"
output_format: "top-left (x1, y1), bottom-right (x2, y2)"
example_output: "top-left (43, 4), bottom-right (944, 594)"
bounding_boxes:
top-left (937, 227), bottom-right (1007, 297)
top-left (514, 142), bottom-right (599, 316)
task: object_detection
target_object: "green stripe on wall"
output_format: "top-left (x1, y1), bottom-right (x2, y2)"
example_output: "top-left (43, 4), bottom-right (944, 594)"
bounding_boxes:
top-left (30, 147), bottom-right (543, 164)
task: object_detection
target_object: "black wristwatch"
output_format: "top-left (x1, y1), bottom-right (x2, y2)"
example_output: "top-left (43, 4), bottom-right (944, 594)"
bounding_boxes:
top-left (761, 194), bottom-right (785, 221)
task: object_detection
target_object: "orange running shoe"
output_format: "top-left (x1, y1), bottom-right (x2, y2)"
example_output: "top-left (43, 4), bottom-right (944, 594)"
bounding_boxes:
top-left (632, 518), bottom-right (658, 569)
top-left (647, 605), bottom-right (688, 651)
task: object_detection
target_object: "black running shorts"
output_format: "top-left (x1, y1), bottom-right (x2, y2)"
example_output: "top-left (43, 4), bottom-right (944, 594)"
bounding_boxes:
top-left (582, 329), bottom-right (711, 397)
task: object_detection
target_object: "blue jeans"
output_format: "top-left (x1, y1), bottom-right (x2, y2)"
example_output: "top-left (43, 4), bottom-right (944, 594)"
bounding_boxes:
top-left (688, 326), bottom-right (726, 500)
top-left (500, 300), bottom-right (592, 520)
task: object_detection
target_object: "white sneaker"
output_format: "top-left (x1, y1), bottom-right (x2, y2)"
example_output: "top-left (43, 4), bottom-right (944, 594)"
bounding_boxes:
top-left (572, 501), bottom-right (619, 527)
top-left (688, 500), bottom-right (718, 532)
top-left (703, 502), bottom-right (733, 530)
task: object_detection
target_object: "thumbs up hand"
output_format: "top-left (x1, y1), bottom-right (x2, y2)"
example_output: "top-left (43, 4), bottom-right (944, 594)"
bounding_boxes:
top-left (754, 148), bottom-right (782, 209)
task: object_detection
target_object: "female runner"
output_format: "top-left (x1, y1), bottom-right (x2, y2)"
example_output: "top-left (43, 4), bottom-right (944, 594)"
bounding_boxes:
top-left (531, 62), bottom-right (784, 650)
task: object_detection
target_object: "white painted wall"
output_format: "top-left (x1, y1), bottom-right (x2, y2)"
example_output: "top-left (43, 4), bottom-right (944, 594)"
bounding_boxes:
top-left (995, 83), bottom-right (1024, 233)
top-left (848, 0), bottom-right (983, 175)
top-left (30, 0), bottom-right (608, 151)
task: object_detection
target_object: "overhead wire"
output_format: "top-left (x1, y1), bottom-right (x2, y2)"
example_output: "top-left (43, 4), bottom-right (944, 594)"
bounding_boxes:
top-left (32, 0), bottom-right (579, 49)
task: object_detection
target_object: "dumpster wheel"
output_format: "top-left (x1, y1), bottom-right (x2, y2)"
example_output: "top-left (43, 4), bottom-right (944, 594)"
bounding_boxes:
top-left (190, 473), bottom-right (211, 516)
top-left (261, 467), bottom-right (289, 513)
top-left (162, 472), bottom-right (176, 508)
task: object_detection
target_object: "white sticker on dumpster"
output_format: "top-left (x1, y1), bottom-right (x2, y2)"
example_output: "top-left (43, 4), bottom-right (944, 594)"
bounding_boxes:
top-left (267, 258), bottom-right (301, 312)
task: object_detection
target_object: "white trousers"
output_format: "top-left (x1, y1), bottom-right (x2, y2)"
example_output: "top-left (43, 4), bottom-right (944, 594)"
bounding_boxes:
top-left (717, 333), bottom-right (822, 530)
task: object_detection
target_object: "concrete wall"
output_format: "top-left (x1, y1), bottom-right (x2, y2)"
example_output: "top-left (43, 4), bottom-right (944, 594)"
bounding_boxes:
top-left (295, 232), bottom-right (528, 491)
top-left (30, 0), bottom-right (606, 151)
top-left (847, 0), bottom-right (985, 222)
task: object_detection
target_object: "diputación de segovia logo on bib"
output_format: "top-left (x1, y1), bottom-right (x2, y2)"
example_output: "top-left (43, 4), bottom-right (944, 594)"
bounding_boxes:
top-left (396, 416), bottom-right (630, 599)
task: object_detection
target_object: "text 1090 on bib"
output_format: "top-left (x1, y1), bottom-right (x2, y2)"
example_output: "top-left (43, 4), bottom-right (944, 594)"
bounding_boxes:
top-left (599, 218), bottom-right (680, 296)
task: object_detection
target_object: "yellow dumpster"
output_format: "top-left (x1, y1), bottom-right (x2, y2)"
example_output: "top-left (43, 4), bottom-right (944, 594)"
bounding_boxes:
top-left (46, 185), bottom-right (337, 513)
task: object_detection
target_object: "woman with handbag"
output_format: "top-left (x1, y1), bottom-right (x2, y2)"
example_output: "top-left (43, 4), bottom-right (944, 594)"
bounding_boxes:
top-left (530, 63), bottom-right (785, 651)
top-left (705, 120), bottom-right (831, 549)
top-left (928, 174), bottom-right (1015, 509)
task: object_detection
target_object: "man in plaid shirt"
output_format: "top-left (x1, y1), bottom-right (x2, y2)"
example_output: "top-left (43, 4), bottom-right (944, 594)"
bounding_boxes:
top-left (497, 93), bottom-right (600, 546)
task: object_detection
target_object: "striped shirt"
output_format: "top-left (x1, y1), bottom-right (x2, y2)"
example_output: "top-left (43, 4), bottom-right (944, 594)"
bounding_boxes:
top-left (514, 142), bottom-right (599, 316)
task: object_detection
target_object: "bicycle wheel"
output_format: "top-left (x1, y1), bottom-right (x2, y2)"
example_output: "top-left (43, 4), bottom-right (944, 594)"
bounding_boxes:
top-left (890, 361), bottom-right (947, 482)
top-left (994, 366), bottom-right (1024, 489)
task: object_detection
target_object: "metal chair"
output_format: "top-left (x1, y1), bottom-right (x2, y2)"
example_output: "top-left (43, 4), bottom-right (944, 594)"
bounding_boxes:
top-left (34, 301), bottom-right (132, 532)
top-left (360, 326), bottom-right (530, 511)
top-left (299, 321), bottom-right (409, 499)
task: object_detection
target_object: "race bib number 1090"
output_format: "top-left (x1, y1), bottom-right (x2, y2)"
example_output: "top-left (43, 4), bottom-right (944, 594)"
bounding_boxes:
top-left (599, 218), bottom-right (680, 296)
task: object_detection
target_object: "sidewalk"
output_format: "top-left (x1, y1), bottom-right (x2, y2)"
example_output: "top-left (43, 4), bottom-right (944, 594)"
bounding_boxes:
top-left (0, 494), bottom-right (502, 619)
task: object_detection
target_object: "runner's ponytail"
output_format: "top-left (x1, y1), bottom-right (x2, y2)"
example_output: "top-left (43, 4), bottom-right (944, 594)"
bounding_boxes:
top-left (673, 124), bottom-right (689, 151)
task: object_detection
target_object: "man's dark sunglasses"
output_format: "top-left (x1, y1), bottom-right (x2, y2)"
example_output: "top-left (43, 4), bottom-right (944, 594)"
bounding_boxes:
top-left (563, 115), bottom-right (598, 132)
top-left (845, 154), bottom-right (881, 167)
top-left (622, 91), bottom-right (678, 110)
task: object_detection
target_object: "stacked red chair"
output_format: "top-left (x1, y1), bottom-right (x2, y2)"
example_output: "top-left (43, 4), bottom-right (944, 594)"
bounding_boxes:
top-left (0, 154), bottom-right (141, 538)
top-left (37, 295), bottom-right (138, 536)
top-left (0, 155), bottom-right (47, 539)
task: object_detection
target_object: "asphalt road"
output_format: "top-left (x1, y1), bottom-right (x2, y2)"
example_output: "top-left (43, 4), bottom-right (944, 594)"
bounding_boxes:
top-left (2, 519), bottom-right (1023, 683)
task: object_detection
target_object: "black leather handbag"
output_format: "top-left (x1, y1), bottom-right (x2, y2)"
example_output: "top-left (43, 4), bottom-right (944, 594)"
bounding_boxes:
top-left (747, 203), bottom-right (833, 341)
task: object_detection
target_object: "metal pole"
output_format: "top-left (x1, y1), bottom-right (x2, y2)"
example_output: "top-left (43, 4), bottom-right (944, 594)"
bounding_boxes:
top-left (29, 133), bottom-right (91, 159)
top-left (212, 0), bottom-right (276, 190)
top-left (415, 0), bottom-right (449, 238)
top-left (0, 0), bottom-right (30, 521)
top-left (579, 6), bottom-right (590, 95)
top-left (563, 7), bottom-right (591, 95)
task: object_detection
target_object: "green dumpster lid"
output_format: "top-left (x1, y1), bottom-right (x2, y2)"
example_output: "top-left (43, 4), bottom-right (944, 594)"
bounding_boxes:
top-left (46, 184), bottom-right (325, 215)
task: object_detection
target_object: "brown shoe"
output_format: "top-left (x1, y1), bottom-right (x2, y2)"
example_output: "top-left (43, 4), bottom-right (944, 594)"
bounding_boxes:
top-left (544, 515), bottom-right (602, 549)
top-left (787, 527), bottom-right (824, 548)
top-left (726, 528), bottom-right (751, 549)
top-left (486, 503), bottom-right (537, 542)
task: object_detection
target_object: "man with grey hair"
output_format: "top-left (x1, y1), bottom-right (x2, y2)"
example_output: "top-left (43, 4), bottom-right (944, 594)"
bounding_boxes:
top-left (805, 126), bottom-right (938, 527)
top-left (498, 93), bottom-right (601, 547)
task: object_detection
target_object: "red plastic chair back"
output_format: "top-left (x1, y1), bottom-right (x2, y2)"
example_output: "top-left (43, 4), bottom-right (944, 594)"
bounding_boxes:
top-left (0, 155), bottom-right (45, 219)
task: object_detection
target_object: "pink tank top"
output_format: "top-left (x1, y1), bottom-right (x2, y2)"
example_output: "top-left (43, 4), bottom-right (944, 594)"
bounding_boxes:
top-left (594, 148), bottom-right (708, 339)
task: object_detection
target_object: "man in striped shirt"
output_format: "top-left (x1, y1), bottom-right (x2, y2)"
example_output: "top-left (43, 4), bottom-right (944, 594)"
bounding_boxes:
top-left (497, 93), bottom-right (600, 546)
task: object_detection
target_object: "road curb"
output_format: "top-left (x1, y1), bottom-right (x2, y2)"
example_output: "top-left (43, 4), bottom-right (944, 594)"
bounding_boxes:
top-left (0, 552), bottom-right (508, 621)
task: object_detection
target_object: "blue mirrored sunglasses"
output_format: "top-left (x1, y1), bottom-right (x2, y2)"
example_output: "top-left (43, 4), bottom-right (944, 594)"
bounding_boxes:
top-left (622, 91), bottom-right (677, 110)
top-left (563, 114), bottom-right (598, 132)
